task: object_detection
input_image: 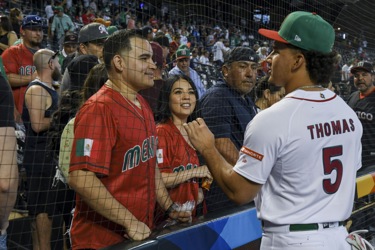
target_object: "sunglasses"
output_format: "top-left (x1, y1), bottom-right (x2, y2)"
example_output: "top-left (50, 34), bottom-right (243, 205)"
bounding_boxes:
top-left (49, 51), bottom-right (59, 63)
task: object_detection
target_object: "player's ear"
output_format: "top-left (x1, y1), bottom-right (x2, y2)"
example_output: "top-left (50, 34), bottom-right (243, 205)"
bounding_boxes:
top-left (291, 53), bottom-right (305, 72)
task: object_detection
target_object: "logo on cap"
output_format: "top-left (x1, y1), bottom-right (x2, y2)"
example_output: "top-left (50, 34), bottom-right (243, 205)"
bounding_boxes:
top-left (99, 24), bottom-right (109, 35)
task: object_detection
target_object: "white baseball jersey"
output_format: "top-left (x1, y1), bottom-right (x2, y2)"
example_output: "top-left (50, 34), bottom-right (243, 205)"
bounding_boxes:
top-left (234, 89), bottom-right (362, 225)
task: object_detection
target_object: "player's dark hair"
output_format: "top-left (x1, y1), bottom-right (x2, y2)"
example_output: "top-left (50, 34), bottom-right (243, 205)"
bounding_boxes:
top-left (287, 44), bottom-right (338, 84)
top-left (155, 74), bottom-right (200, 124)
top-left (103, 29), bottom-right (144, 71)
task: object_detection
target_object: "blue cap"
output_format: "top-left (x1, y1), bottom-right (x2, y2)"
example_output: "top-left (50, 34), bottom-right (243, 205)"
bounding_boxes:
top-left (22, 15), bottom-right (43, 29)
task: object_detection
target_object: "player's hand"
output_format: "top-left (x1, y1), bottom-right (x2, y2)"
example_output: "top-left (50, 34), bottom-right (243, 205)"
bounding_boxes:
top-left (169, 210), bottom-right (192, 223)
top-left (183, 118), bottom-right (215, 155)
top-left (124, 220), bottom-right (151, 241)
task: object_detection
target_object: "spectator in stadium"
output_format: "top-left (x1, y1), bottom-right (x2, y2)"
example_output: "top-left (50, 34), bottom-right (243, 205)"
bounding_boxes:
top-left (153, 34), bottom-right (170, 71)
top-left (141, 26), bottom-right (154, 41)
top-left (68, 29), bottom-right (191, 249)
top-left (0, 74), bottom-right (18, 250)
top-left (255, 75), bottom-right (285, 111)
top-left (60, 22), bottom-right (109, 92)
top-left (212, 36), bottom-right (230, 68)
top-left (199, 50), bottom-right (211, 65)
top-left (126, 13), bottom-right (136, 30)
top-left (50, 6), bottom-right (75, 50)
top-left (22, 49), bottom-right (61, 250)
top-left (9, 8), bottom-right (23, 37)
top-left (348, 61), bottom-right (375, 174)
top-left (179, 25), bottom-right (189, 46)
top-left (89, 0), bottom-right (98, 13)
top-left (45, 0), bottom-right (54, 20)
top-left (81, 7), bottom-right (96, 25)
top-left (169, 46), bottom-right (206, 98)
top-left (58, 32), bottom-right (78, 73)
top-left (154, 74), bottom-right (212, 224)
top-left (190, 49), bottom-right (200, 69)
top-left (2, 15), bottom-right (43, 122)
top-left (198, 46), bottom-right (258, 212)
top-left (0, 16), bottom-right (18, 55)
top-left (341, 60), bottom-right (350, 83)
top-left (169, 32), bottom-right (181, 58)
top-left (48, 63), bottom-right (108, 250)
top-left (184, 11), bottom-right (364, 250)
top-left (61, 54), bottom-right (98, 93)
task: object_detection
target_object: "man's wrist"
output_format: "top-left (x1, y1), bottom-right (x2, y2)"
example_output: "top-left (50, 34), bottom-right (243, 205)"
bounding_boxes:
top-left (0, 229), bottom-right (6, 236)
top-left (165, 202), bottom-right (179, 215)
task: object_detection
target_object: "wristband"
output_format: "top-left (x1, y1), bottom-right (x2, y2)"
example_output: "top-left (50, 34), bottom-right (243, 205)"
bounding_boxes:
top-left (165, 202), bottom-right (179, 215)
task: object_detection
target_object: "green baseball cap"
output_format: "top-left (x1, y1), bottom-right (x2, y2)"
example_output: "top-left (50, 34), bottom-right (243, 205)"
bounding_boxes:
top-left (259, 11), bottom-right (335, 53)
top-left (176, 47), bottom-right (190, 60)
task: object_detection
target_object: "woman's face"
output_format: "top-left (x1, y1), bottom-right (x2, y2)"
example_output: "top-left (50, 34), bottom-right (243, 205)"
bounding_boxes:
top-left (169, 79), bottom-right (196, 122)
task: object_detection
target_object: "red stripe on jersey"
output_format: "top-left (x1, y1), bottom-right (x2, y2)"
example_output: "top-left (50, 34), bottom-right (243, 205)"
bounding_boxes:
top-left (241, 146), bottom-right (264, 161)
top-left (287, 94), bottom-right (337, 102)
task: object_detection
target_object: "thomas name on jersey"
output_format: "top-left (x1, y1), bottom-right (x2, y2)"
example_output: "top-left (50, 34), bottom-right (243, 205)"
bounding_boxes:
top-left (306, 118), bottom-right (355, 140)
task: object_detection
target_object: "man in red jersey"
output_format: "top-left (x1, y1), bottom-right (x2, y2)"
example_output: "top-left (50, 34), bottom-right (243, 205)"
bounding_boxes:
top-left (2, 15), bottom-right (43, 122)
top-left (68, 29), bottom-right (191, 249)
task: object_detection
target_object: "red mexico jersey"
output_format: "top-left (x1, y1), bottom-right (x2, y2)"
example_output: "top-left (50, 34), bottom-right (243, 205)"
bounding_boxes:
top-left (156, 119), bottom-right (200, 205)
top-left (70, 85), bottom-right (157, 249)
top-left (2, 44), bottom-right (36, 114)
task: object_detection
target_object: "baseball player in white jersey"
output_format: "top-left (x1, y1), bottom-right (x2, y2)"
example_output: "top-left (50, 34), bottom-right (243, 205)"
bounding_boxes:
top-left (184, 11), bottom-right (367, 250)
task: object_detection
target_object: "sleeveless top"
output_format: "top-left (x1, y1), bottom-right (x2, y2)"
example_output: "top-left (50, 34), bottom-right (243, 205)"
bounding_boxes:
top-left (22, 80), bottom-right (59, 174)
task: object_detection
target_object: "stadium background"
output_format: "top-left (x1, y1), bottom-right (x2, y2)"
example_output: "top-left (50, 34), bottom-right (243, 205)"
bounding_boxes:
top-left (3, 0), bottom-right (375, 249)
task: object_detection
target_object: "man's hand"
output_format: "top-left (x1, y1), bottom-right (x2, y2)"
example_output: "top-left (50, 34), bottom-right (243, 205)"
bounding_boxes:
top-left (169, 210), bottom-right (192, 223)
top-left (124, 220), bottom-right (151, 241)
top-left (183, 118), bottom-right (215, 155)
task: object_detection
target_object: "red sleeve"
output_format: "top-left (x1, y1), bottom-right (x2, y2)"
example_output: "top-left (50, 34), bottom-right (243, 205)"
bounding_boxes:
top-left (2, 46), bottom-right (20, 74)
top-left (156, 124), bottom-right (173, 171)
top-left (70, 101), bottom-right (116, 175)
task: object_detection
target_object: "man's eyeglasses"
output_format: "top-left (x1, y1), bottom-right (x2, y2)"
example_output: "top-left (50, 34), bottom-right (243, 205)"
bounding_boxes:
top-left (49, 51), bottom-right (59, 64)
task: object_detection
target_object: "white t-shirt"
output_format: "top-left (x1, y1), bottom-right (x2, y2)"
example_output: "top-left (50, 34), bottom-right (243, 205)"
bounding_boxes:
top-left (234, 89), bottom-right (362, 225)
top-left (45, 5), bottom-right (54, 19)
top-left (199, 55), bottom-right (210, 65)
top-left (212, 40), bottom-right (229, 63)
top-left (180, 35), bottom-right (188, 45)
top-left (341, 64), bottom-right (350, 82)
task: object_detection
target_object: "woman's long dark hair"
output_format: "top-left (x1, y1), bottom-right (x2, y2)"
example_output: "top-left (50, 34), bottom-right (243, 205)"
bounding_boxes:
top-left (155, 74), bottom-right (200, 124)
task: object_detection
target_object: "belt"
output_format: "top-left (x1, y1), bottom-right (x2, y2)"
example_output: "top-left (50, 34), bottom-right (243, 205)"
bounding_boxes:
top-left (262, 221), bottom-right (345, 233)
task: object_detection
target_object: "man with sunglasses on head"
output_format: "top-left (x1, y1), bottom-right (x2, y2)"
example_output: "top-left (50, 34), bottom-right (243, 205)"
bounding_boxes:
top-left (22, 49), bottom-right (61, 250)
top-left (2, 15), bottom-right (44, 123)
top-left (60, 22), bottom-right (109, 93)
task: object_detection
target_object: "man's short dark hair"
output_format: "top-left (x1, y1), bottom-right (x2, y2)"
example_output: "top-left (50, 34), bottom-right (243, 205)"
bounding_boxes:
top-left (103, 29), bottom-right (144, 71)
